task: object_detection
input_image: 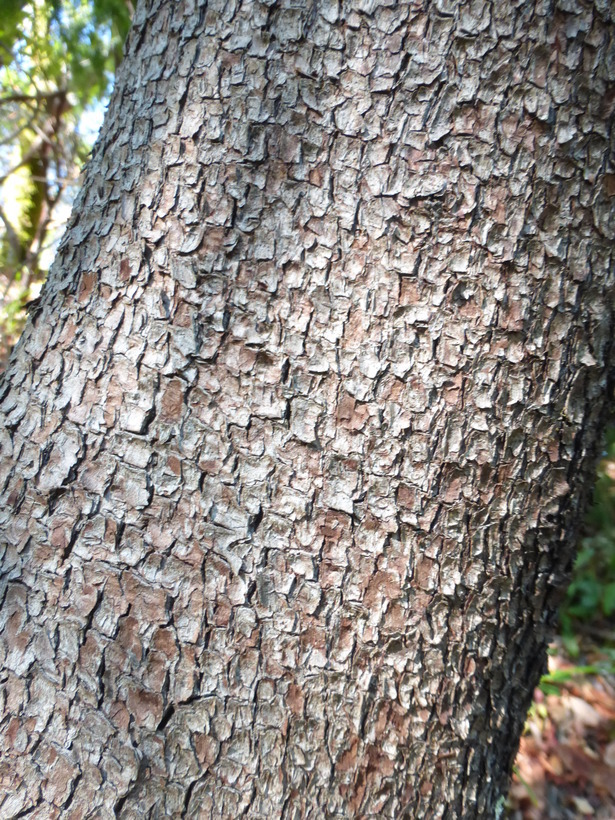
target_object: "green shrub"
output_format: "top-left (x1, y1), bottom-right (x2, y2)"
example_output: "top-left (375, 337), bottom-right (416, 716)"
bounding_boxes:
top-left (560, 428), bottom-right (615, 651)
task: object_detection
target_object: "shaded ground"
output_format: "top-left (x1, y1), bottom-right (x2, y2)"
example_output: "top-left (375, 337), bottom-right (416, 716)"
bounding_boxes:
top-left (509, 640), bottom-right (615, 819)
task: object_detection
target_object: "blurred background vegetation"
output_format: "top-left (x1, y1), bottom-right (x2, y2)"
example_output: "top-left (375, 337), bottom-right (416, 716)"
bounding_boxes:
top-left (0, 0), bottom-right (131, 362)
top-left (1, 2), bottom-right (614, 813)
top-left (560, 429), bottom-right (615, 662)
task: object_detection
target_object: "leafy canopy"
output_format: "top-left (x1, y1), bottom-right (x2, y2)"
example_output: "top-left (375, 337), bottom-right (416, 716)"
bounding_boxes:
top-left (0, 0), bottom-right (131, 361)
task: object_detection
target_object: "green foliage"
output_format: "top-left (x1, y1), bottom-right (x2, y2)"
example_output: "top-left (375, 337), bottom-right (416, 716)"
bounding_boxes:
top-left (0, 0), bottom-right (131, 363)
top-left (538, 662), bottom-right (615, 696)
top-left (511, 767), bottom-right (540, 808)
top-left (0, 1), bottom-right (29, 64)
top-left (560, 429), bottom-right (615, 644)
top-left (1, 0), bottom-right (131, 109)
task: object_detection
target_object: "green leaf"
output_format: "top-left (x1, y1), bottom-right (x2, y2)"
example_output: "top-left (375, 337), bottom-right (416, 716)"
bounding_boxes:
top-left (538, 682), bottom-right (561, 697)
top-left (602, 582), bottom-right (615, 616)
top-left (512, 766), bottom-right (540, 808)
top-left (0, 0), bottom-right (28, 62)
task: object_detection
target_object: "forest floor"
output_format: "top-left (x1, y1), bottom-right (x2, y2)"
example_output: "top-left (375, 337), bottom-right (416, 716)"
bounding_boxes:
top-left (508, 637), bottom-right (615, 819)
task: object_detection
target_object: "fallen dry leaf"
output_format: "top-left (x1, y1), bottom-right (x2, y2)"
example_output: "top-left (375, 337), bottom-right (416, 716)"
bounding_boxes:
top-left (510, 640), bottom-right (615, 819)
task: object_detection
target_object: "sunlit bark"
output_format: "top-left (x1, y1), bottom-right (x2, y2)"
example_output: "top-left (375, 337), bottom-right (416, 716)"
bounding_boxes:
top-left (1, 0), bottom-right (614, 816)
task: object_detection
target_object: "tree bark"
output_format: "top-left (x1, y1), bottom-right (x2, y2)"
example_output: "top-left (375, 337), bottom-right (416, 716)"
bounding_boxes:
top-left (1, 0), bottom-right (614, 817)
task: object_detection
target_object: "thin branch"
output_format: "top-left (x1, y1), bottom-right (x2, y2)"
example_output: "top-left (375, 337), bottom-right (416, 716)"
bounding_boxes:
top-left (0, 256), bottom-right (24, 299)
top-left (0, 108), bottom-right (66, 183)
top-left (0, 109), bottom-right (39, 147)
top-left (0, 90), bottom-right (66, 106)
top-left (0, 133), bottom-right (45, 182)
top-left (29, 118), bottom-right (57, 149)
top-left (0, 205), bottom-right (22, 261)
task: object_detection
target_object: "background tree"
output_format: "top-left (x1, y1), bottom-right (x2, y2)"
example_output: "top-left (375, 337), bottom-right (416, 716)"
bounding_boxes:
top-left (0, 1), bottom-right (614, 818)
top-left (0, 0), bottom-right (131, 363)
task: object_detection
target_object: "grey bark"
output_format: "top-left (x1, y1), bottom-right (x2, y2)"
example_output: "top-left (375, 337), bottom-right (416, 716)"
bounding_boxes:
top-left (1, 0), bottom-right (615, 817)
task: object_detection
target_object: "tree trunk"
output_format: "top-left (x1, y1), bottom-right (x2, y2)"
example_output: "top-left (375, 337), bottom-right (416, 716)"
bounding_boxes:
top-left (1, 1), bottom-right (614, 817)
